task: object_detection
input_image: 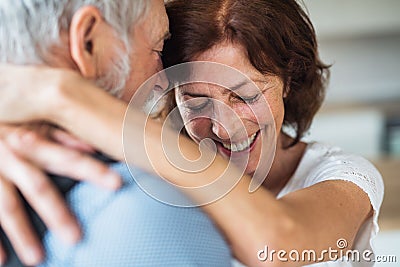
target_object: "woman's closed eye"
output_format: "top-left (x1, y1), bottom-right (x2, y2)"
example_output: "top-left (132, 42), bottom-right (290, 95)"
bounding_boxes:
top-left (183, 97), bottom-right (211, 113)
top-left (228, 80), bottom-right (270, 105)
top-left (230, 92), bottom-right (262, 104)
top-left (240, 93), bottom-right (261, 104)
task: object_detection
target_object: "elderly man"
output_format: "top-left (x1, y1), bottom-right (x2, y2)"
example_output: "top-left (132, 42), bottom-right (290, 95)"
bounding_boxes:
top-left (0, 0), bottom-right (230, 266)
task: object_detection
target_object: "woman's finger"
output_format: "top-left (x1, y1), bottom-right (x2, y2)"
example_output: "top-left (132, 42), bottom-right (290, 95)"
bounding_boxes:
top-left (49, 127), bottom-right (95, 153)
top-left (6, 128), bottom-right (122, 190)
top-left (25, 123), bottom-right (95, 154)
top-left (0, 141), bottom-right (82, 248)
top-left (0, 175), bottom-right (43, 266)
top-left (0, 242), bottom-right (7, 265)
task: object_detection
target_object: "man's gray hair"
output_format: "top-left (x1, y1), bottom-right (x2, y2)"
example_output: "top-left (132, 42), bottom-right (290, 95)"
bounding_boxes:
top-left (0, 0), bottom-right (150, 64)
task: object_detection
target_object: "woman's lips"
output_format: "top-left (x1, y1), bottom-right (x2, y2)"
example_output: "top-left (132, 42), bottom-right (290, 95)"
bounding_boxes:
top-left (218, 130), bottom-right (260, 157)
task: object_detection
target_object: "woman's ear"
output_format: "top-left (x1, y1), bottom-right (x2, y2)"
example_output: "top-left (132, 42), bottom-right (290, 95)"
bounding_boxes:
top-left (69, 6), bottom-right (104, 78)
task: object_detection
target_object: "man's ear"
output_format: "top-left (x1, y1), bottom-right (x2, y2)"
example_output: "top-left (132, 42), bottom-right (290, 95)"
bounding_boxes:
top-left (69, 6), bottom-right (104, 78)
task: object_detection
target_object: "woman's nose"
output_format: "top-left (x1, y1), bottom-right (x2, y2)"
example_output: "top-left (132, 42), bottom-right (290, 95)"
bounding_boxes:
top-left (211, 120), bottom-right (231, 140)
top-left (211, 101), bottom-right (243, 141)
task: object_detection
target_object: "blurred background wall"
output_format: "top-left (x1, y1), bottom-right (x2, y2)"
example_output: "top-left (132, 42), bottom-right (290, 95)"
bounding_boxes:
top-left (304, 0), bottom-right (400, 264)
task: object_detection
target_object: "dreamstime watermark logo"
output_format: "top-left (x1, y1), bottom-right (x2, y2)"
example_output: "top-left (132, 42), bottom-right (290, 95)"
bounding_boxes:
top-left (123, 62), bottom-right (277, 207)
top-left (257, 238), bottom-right (397, 264)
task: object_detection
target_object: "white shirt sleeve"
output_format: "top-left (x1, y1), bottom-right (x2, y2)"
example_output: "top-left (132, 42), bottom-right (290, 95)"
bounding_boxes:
top-left (302, 144), bottom-right (384, 266)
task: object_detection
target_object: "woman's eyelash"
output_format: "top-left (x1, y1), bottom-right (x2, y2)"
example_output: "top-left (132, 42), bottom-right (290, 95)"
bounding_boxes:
top-left (230, 93), bottom-right (261, 104)
top-left (187, 99), bottom-right (210, 112)
top-left (241, 94), bottom-right (260, 103)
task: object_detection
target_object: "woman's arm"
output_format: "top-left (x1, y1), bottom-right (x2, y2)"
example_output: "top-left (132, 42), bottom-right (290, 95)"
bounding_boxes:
top-left (0, 65), bottom-right (373, 267)
top-left (0, 64), bottom-right (126, 159)
top-left (50, 78), bottom-right (127, 160)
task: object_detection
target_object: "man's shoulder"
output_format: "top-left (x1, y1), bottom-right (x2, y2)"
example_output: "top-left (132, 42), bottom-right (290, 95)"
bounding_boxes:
top-left (110, 162), bottom-right (198, 207)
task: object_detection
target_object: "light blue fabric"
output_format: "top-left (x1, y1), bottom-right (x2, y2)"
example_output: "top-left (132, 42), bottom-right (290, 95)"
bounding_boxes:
top-left (39, 163), bottom-right (231, 267)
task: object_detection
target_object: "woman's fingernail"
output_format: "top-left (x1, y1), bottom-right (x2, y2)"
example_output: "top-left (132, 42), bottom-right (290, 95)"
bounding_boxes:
top-left (61, 225), bottom-right (82, 245)
top-left (23, 247), bottom-right (43, 266)
top-left (105, 172), bottom-right (122, 189)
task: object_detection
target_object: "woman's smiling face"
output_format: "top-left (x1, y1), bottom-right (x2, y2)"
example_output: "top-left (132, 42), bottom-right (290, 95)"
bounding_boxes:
top-left (176, 43), bottom-right (286, 176)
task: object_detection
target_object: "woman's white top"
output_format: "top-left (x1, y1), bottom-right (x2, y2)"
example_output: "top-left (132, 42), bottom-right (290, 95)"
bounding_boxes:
top-left (233, 142), bottom-right (384, 267)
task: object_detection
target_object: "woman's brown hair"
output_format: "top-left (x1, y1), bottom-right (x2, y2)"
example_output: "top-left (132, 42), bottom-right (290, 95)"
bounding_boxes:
top-left (163, 0), bottom-right (330, 146)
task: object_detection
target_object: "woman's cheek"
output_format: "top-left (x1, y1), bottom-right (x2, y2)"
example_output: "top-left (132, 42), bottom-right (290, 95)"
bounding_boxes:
top-left (240, 103), bottom-right (273, 127)
top-left (258, 92), bottom-right (285, 129)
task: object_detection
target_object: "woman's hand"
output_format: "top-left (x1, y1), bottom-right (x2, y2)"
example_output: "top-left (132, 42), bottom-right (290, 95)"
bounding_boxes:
top-left (0, 64), bottom-right (128, 160)
top-left (0, 64), bottom-right (86, 123)
top-left (0, 123), bottom-right (122, 266)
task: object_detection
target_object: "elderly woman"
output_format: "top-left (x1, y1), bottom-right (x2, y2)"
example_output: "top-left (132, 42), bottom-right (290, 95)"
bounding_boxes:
top-left (0, 0), bottom-right (383, 266)
top-left (161, 1), bottom-right (383, 266)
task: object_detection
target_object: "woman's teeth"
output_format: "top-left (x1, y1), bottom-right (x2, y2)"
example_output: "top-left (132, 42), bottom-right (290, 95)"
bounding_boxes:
top-left (222, 132), bottom-right (257, 152)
